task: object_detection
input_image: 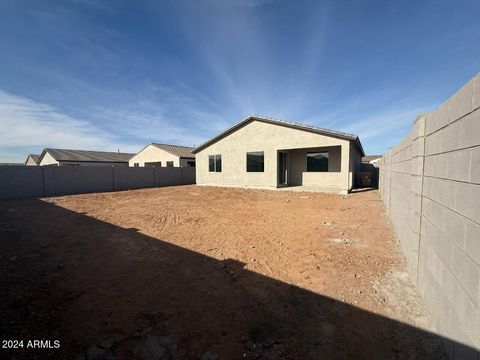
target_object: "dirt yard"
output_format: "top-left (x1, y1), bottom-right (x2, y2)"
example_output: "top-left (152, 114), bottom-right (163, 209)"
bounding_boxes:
top-left (0, 186), bottom-right (446, 359)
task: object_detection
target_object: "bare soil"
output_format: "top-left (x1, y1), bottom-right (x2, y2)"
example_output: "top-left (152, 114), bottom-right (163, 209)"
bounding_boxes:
top-left (0, 186), bottom-right (446, 359)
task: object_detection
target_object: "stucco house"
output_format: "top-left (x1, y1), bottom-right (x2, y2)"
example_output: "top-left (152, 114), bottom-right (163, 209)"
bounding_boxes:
top-left (38, 148), bottom-right (134, 166)
top-left (192, 116), bottom-right (365, 194)
top-left (25, 154), bottom-right (40, 166)
top-left (129, 143), bottom-right (195, 168)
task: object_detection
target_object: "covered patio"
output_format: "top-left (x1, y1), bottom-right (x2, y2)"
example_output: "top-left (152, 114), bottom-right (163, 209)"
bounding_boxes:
top-left (276, 145), bottom-right (353, 193)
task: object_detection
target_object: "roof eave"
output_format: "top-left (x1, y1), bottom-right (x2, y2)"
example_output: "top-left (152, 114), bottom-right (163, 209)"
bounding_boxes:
top-left (192, 116), bottom-right (363, 154)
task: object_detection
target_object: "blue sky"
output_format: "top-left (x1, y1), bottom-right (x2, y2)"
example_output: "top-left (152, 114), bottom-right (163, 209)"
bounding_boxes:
top-left (1, 0), bottom-right (479, 162)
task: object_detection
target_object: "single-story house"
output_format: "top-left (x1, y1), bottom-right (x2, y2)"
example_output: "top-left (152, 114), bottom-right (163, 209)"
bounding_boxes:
top-left (129, 143), bottom-right (195, 168)
top-left (38, 148), bottom-right (135, 167)
top-left (192, 116), bottom-right (365, 194)
top-left (362, 155), bottom-right (382, 165)
top-left (25, 154), bottom-right (40, 166)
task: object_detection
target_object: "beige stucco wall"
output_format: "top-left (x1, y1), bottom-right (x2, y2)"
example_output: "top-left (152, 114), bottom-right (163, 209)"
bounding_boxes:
top-left (129, 145), bottom-right (193, 167)
top-left (288, 146), bottom-right (342, 186)
top-left (195, 120), bottom-right (352, 193)
top-left (25, 156), bottom-right (38, 166)
top-left (39, 152), bottom-right (59, 166)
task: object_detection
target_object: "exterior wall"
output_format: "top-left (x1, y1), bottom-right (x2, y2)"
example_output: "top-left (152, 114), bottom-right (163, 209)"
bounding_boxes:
top-left (39, 152), bottom-right (59, 166)
top-left (349, 144), bottom-right (363, 188)
top-left (179, 158), bottom-right (196, 167)
top-left (195, 120), bottom-right (351, 193)
top-left (0, 166), bottom-right (196, 200)
top-left (129, 145), bottom-right (192, 167)
top-left (25, 156), bottom-right (38, 166)
top-left (288, 146), bottom-right (342, 187)
top-left (379, 73), bottom-right (480, 358)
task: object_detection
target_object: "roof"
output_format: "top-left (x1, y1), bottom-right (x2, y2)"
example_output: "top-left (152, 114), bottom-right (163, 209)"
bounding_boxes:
top-left (40, 148), bottom-right (135, 163)
top-left (25, 154), bottom-right (40, 165)
top-left (362, 155), bottom-right (382, 163)
top-left (192, 115), bottom-right (365, 156)
top-left (150, 143), bottom-right (194, 158)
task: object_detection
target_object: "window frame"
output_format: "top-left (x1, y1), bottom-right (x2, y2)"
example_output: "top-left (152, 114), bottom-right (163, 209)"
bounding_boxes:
top-left (246, 151), bottom-right (265, 172)
top-left (306, 151), bottom-right (329, 172)
top-left (166, 161), bottom-right (174, 167)
top-left (208, 154), bottom-right (222, 172)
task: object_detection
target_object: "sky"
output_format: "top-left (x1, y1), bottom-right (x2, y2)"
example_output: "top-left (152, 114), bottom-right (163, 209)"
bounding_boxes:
top-left (0, 0), bottom-right (479, 162)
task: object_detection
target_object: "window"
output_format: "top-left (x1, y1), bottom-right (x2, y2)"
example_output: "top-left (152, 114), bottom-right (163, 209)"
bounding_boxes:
top-left (208, 155), bottom-right (221, 172)
top-left (134, 163), bottom-right (139, 167)
top-left (246, 151), bottom-right (264, 172)
top-left (187, 161), bottom-right (196, 167)
top-left (307, 152), bottom-right (328, 172)
top-left (145, 161), bottom-right (161, 167)
top-left (166, 161), bottom-right (174, 167)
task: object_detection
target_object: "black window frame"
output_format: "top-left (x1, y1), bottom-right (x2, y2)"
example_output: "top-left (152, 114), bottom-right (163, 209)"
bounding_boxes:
top-left (306, 152), bottom-right (329, 172)
top-left (166, 161), bottom-right (174, 167)
top-left (208, 154), bottom-right (222, 172)
top-left (246, 151), bottom-right (264, 172)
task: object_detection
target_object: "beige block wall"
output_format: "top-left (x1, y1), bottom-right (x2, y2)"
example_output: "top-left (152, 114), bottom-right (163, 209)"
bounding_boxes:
top-left (379, 73), bottom-right (480, 358)
top-left (129, 145), bottom-right (190, 167)
top-left (195, 120), bottom-right (352, 192)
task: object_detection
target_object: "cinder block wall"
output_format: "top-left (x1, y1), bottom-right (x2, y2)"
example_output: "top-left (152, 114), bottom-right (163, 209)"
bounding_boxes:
top-left (0, 166), bottom-right (196, 200)
top-left (379, 73), bottom-right (480, 358)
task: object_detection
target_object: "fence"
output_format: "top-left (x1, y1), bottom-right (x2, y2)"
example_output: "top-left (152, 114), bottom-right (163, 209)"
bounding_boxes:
top-left (0, 166), bottom-right (196, 200)
top-left (379, 73), bottom-right (480, 358)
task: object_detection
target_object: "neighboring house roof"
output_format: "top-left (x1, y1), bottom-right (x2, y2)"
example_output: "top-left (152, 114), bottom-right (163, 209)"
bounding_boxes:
top-left (39, 148), bottom-right (135, 163)
top-left (362, 155), bottom-right (382, 163)
top-left (25, 154), bottom-right (40, 165)
top-left (192, 115), bottom-right (365, 156)
top-left (150, 143), bottom-right (195, 158)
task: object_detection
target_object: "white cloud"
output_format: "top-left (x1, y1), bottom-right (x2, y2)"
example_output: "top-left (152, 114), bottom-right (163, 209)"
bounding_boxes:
top-left (0, 89), bottom-right (141, 162)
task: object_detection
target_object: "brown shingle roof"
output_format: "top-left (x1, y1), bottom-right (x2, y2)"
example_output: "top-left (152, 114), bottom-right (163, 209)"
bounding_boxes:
top-left (41, 148), bottom-right (135, 163)
top-left (151, 143), bottom-right (194, 158)
top-left (192, 115), bottom-right (365, 156)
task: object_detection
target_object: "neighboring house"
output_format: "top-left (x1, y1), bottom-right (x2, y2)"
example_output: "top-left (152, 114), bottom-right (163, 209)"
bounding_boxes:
top-left (25, 154), bottom-right (40, 166)
top-left (192, 115), bottom-right (365, 194)
top-left (128, 143), bottom-right (195, 168)
top-left (357, 155), bottom-right (382, 188)
top-left (38, 148), bottom-right (134, 166)
top-left (362, 155), bottom-right (382, 166)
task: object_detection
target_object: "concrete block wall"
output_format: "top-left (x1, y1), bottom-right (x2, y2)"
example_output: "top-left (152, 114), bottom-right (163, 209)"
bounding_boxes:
top-left (0, 166), bottom-right (196, 200)
top-left (379, 73), bottom-right (480, 358)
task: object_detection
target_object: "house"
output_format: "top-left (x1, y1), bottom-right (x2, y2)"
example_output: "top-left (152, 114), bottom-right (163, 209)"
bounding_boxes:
top-left (362, 155), bottom-right (382, 166)
top-left (38, 148), bottom-right (134, 166)
top-left (25, 154), bottom-right (40, 166)
top-left (192, 116), bottom-right (365, 194)
top-left (357, 155), bottom-right (382, 188)
top-left (128, 143), bottom-right (195, 168)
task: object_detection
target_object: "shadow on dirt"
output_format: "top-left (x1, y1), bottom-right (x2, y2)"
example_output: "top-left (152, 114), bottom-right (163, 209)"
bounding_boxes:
top-left (0, 199), bottom-right (476, 359)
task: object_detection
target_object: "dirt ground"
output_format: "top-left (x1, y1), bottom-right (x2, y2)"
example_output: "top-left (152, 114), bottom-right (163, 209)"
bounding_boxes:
top-left (0, 185), bottom-right (446, 359)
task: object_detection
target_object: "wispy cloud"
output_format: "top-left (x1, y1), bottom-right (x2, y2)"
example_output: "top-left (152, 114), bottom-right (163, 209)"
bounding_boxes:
top-left (0, 89), bottom-right (141, 162)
